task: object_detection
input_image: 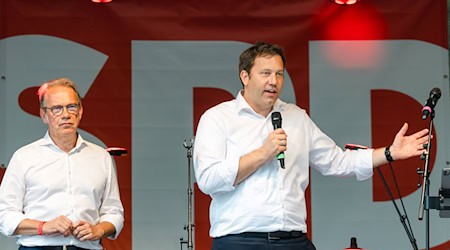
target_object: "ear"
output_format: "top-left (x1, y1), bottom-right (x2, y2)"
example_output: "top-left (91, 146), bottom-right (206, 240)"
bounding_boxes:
top-left (40, 109), bottom-right (48, 124)
top-left (240, 70), bottom-right (249, 87)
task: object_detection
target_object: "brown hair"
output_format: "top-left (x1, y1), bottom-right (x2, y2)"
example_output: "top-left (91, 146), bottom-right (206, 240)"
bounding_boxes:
top-left (238, 42), bottom-right (286, 83)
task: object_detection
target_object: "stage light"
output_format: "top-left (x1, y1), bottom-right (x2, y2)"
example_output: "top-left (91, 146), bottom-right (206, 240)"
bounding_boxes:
top-left (91, 0), bottom-right (113, 3)
top-left (344, 237), bottom-right (367, 250)
top-left (331, 0), bottom-right (360, 5)
top-left (106, 147), bottom-right (128, 156)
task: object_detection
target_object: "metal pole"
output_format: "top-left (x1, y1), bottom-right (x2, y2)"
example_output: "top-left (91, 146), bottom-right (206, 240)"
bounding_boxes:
top-left (180, 139), bottom-right (195, 250)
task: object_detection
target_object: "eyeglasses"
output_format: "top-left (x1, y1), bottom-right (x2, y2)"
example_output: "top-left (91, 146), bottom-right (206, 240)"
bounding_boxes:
top-left (42, 103), bottom-right (80, 116)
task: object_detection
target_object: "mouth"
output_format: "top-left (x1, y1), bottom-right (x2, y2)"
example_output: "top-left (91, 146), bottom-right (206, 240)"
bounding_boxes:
top-left (264, 89), bottom-right (277, 96)
top-left (59, 123), bottom-right (73, 127)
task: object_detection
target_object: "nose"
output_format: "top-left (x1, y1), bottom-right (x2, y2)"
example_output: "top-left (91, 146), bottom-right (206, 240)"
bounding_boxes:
top-left (61, 106), bottom-right (71, 118)
top-left (269, 73), bottom-right (278, 86)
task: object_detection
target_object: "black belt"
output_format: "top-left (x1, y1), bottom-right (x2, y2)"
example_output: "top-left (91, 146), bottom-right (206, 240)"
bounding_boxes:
top-left (20, 246), bottom-right (91, 250)
top-left (238, 231), bottom-right (305, 240)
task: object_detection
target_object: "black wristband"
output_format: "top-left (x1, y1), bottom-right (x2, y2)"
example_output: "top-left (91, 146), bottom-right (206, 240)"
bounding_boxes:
top-left (384, 146), bottom-right (394, 162)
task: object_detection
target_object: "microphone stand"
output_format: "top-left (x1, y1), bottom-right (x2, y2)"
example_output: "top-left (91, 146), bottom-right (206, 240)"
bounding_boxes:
top-left (417, 111), bottom-right (435, 250)
top-left (345, 144), bottom-right (418, 249)
top-left (180, 139), bottom-right (194, 250)
top-left (376, 166), bottom-right (418, 250)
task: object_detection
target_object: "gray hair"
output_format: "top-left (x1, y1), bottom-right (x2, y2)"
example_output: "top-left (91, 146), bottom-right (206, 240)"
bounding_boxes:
top-left (37, 78), bottom-right (82, 107)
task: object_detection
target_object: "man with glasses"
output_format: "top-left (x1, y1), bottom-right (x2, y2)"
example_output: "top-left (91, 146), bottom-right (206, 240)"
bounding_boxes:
top-left (0, 78), bottom-right (124, 250)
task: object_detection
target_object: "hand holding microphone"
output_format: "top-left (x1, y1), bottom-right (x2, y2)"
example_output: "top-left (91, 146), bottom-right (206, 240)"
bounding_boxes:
top-left (271, 112), bottom-right (286, 169)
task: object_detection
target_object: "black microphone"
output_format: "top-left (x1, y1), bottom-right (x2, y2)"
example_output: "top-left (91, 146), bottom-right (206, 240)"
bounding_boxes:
top-left (422, 87), bottom-right (441, 120)
top-left (271, 112), bottom-right (285, 169)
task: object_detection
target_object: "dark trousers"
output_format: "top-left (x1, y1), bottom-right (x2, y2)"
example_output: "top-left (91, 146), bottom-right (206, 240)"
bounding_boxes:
top-left (212, 233), bottom-right (317, 250)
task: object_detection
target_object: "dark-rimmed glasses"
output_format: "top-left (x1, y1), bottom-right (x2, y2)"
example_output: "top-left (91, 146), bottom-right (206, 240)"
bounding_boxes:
top-left (41, 103), bottom-right (80, 116)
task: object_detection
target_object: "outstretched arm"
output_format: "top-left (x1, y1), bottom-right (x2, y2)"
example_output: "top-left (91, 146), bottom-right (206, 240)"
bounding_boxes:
top-left (372, 123), bottom-right (429, 167)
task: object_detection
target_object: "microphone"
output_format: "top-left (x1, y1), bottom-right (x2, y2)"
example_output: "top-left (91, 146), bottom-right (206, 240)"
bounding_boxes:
top-left (422, 87), bottom-right (441, 120)
top-left (271, 112), bottom-right (285, 169)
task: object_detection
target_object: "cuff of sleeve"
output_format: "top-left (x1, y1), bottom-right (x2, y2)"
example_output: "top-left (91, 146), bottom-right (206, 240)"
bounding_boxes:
top-left (1, 213), bottom-right (26, 236)
top-left (354, 148), bottom-right (374, 181)
top-left (100, 215), bottom-right (124, 240)
top-left (221, 156), bottom-right (239, 191)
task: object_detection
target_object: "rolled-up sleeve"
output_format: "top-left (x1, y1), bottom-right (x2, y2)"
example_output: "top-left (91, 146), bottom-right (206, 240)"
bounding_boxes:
top-left (194, 110), bottom-right (239, 195)
top-left (308, 117), bottom-right (374, 181)
top-left (99, 156), bottom-right (124, 239)
top-left (0, 152), bottom-right (27, 236)
top-left (351, 148), bottom-right (374, 181)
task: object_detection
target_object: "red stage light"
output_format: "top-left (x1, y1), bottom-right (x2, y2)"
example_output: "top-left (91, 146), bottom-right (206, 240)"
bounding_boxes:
top-left (91, 0), bottom-right (113, 3)
top-left (332, 0), bottom-right (360, 5)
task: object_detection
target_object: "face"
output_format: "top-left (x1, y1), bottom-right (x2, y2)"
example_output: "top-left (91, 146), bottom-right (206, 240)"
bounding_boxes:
top-left (240, 54), bottom-right (284, 117)
top-left (39, 85), bottom-right (83, 139)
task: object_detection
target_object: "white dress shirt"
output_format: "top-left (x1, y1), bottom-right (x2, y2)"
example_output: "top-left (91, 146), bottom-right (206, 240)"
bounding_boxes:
top-left (0, 132), bottom-right (124, 249)
top-left (193, 91), bottom-right (373, 238)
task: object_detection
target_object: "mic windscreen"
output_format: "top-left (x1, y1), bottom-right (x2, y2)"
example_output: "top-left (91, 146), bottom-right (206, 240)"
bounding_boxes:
top-left (430, 87), bottom-right (441, 99)
top-left (271, 112), bottom-right (282, 129)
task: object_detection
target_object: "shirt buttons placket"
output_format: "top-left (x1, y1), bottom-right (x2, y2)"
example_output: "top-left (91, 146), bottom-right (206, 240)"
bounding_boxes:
top-left (67, 155), bottom-right (72, 194)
